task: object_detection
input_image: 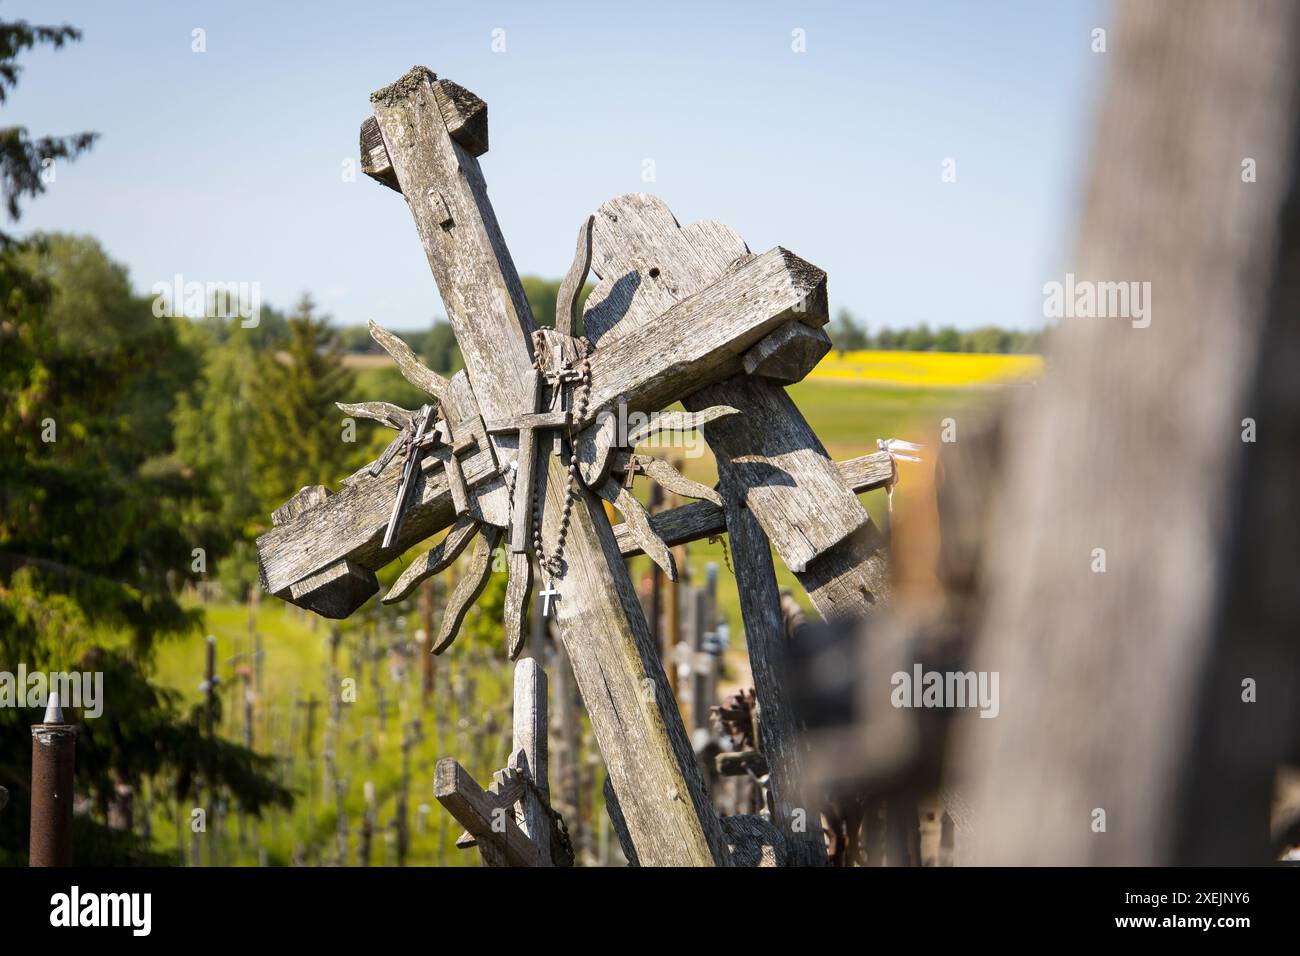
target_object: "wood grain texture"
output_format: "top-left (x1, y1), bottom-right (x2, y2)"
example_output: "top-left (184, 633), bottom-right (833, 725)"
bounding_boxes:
top-left (503, 550), bottom-right (533, 661)
top-left (686, 374), bottom-right (872, 584)
top-left (603, 777), bottom-right (639, 866)
top-left (256, 432), bottom-right (500, 603)
top-left (581, 193), bottom-right (754, 346)
top-left (428, 76), bottom-right (488, 157)
top-left (287, 558), bottom-right (378, 620)
top-left (271, 485), bottom-right (330, 527)
top-left (595, 477), bottom-right (676, 580)
top-left (359, 116), bottom-right (399, 191)
top-left (384, 514), bottom-right (478, 604)
top-left (431, 525), bottom-right (499, 654)
top-left (623, 406), bottom-right (740, 447)
top-left (369, 68), bottom-right (534, 429)
top-left (579, 247), bottom-right (829, 423)
top-left (511, 658), bottom-right (553, 864)
top-left (723, 484), bottom-right (827, 866)
top-left (443, 370), bottom-right (509, 527)
top-left (955, 0), bottom-right (1300, 865)
top-left (624, 453), bottom-right (722, 506)
top-left (555, 214), bottom-right (594, 337)
top-left (571, 192), bottom-right (879, 608)
top-left (335, 401), bottom-right (412, 430)
top-left (434, 758), bottom-right (536, 866)
top-left (741, 320), bottom-right (832, 384)
top-left (368, 320), bottom-right (448, 402)
top-left (612, 449), bottom-right (894, 557)
top-left (368, 67), bottom-right (730, 866)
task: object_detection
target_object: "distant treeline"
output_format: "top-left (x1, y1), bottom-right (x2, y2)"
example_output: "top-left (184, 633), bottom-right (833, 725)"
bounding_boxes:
top-left (337, 299), bottom-right (1044, 373)
top-left (337, 276), bottom-right (579, 374)
top-left (828, 309), bottom-right (1044, 355)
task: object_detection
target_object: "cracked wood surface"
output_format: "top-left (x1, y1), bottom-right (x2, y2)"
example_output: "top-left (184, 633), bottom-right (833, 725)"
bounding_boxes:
top-left (367, 66), bottom-right (730, 866)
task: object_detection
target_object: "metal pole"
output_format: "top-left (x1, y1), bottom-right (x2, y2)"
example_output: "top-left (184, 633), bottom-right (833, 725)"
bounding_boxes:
top-left (30, 693), bottom-right (76, 866)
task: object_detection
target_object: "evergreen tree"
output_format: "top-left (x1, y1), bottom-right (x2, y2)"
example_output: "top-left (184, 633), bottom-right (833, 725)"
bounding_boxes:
top-left (246, 295), bottom-right (358, 517)
top-left (830, 307), bottom-right (869, 355)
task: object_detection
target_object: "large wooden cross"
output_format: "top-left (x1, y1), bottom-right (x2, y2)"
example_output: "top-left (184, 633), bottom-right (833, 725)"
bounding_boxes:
top-left (256, 66), bottom-right (903, 866)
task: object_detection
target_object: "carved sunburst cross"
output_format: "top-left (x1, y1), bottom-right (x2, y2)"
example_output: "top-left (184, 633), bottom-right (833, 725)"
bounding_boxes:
top-left (256, 67), bottom-right (900, 867)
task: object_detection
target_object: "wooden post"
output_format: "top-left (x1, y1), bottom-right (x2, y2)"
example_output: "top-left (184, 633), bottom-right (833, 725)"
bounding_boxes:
top-left (359, 781), bottom-right (376, 866)
top-left (957, 0), bottom-right (1300, 865)
top-left (550, 635), bottom-right (582, 852)
top-left (366, 68), bottom-right (728, 866)
top-left (296, 696), bottom-right (321, 760)
top-left (29, 695), bottom-right (76, 866)
top-left (419, 579), bottom-right (437, 702)
top-left (723, 485), bottom-right (828, 866)
top-left (202, 634), bottom-right (218, 866)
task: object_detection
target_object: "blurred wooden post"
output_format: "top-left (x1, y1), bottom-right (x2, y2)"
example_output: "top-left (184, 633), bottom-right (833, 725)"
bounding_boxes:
top-left (359, 781), bottom-right (376, 866)
top-left (648, 483), bottom-right (669, 695)
top-left (960, 0), bottom-right (1300, 865)
top-left (550, 636), bottom-right (582, 852)
top-left (419, 579), bottom-right (437, 702)
top-left (203, 634), bottom-right (218, 866)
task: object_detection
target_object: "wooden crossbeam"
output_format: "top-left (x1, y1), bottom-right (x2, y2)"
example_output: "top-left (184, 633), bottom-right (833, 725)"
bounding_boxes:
top-left (576, 247), bottom-right (827, 422)
top-left (717, 751), bottom-right (769, 776)
top-left (255, 251), bottom-right (833, 613)
top-left (568, 193), bottom-right (876, 868)
top-left (611, 449), bottom-right (894, 557)
top-left (434, 758), bottom-right (538, 867)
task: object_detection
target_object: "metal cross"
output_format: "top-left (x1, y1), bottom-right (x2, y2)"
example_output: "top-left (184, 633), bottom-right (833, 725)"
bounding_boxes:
top-left (539, 582), bottom-right (560, 618)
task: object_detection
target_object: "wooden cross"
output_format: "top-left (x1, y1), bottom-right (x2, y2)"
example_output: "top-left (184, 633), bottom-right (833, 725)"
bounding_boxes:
top-left (256, 66), bottom-right (915, 866)
top-left (426, 410), bottom-right (480, 516)
top-left (484, 369), bottom-right (570, 553)
top-left (434, 657), bottom-right (571, 866)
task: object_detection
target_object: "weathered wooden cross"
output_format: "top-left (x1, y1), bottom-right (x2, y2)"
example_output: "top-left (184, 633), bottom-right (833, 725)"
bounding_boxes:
top-left (256, 66), bottom-right (904, 866)
top-left (435, 657), bottom-right (572, 866)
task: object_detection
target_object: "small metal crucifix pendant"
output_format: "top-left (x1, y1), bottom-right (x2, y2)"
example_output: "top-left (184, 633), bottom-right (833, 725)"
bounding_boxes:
top-left (538, 580), bottom-right (560, 618)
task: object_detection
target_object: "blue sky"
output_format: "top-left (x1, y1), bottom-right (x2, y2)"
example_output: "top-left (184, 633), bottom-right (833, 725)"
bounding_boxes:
top-left (7, 0), bottom-right (1105, 331)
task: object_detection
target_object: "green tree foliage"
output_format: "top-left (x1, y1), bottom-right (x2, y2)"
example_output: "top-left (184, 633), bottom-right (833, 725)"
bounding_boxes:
top-left (2, 235), bottom-right (204, 642)
top-left (0, 23), bottom-right (293, 860)
top-left (521, 274), bottom-right (592, 334)
top-left (0, 19), bottom-right (96, 241)
top-left (423, 318), bottom-right (461, 374)
top-left (830, 307), bottom-right (869, 355)
top-left (830, 308), bottom-right (1043, 354)
top-left (245, 295), bottom-right (359, 518)
top-left (0, 237), bottom-right (292, 864)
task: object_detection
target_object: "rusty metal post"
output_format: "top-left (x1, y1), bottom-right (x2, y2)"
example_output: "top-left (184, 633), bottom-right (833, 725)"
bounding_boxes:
top-left (30, 693), bottom-right (76, 866)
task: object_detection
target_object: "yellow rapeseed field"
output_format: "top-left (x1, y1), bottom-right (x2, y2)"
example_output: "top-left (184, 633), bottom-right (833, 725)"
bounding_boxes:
top-left (810, 349), bottom-right (1043, 388)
